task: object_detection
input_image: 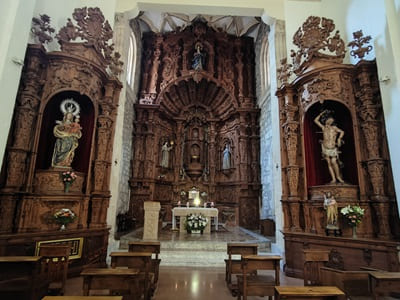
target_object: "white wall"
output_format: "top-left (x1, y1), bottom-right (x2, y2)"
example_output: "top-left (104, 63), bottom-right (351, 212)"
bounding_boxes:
top-left (0, 0), bottom-right (37, 166)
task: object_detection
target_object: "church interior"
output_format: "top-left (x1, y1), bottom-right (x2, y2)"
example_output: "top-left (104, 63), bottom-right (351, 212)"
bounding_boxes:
top-left (0, 0), bottom-right (400, 299)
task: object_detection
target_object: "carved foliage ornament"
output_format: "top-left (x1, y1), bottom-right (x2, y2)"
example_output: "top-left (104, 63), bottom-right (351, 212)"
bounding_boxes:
top-left (348, 30), bottom-right (373, 60)
top-left (290, 16), bottom-right (345, 74)
top-left (277, 58), bottom-right (292, 86)
top-left (31, 14), bottom-right (55, 44)
top-left (32, 7), bottom-right (123, 77)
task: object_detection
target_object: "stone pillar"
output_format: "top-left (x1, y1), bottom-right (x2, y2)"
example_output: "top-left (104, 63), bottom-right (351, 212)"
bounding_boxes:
top-left (143, 201), bottom-right (161, 240)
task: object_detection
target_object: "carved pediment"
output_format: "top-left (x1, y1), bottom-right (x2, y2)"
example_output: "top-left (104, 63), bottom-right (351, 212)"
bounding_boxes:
top-left (31, 7), bottom-right (123, 77)
top-left (290, 16), bottom-right (346, 75)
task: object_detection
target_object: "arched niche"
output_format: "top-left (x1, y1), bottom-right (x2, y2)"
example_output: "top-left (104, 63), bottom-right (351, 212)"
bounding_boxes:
top-left (36, 91), bottom-right (95, 174)
top-left (304, 100), bottom-right (358, 188)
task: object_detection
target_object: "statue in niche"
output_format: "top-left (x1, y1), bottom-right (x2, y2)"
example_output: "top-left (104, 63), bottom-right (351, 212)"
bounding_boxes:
top-left (314, 110), bottom-right (345, 183)
top-left (161, 141), bottom-right (173, 168)
top-left (52, 99), bottom-right (82, 168)
top-left (222, 143), bottom-right (232, 170)
top-left (190, 144), bottom-right (200, 163)
top-left (192, 42), bottom-right (205, 71)
top-left (323, 191), bottom-right (338, 229)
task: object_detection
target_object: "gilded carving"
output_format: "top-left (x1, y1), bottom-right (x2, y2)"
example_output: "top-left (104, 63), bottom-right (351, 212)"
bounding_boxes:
top-left (277, 58), bottom-right (292, 87)
top-left (34, 170), bottom-right (84, 193)
top-left (361, 121), bottom-right (380, 158)
top-left (283, 122), bottom-right (299, 166)
top-left (348, 30), bottom-right (373, 60)
top-left (286, 166), bottom-right (299, 197)
top-left (5, 151), bottom-right (27, 188)
top-left (301, 73), bottom-right (349, 107)
top-left (291, 16), bottom-right (345, 74)
top-left (366, 160), bottom-right (385, 196)
top-left (31, 14), bottom-right (55, 45)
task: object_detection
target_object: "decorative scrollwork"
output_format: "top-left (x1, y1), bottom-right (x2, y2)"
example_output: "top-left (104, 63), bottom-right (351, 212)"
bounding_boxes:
top-left (290, 16), bottom-right (345, 74)
top-left (31, 14), bottom-right (55, 44)
top-left (348, 30), bottom-right (373, 59)
top-left (277, 58), bottom-right (293, 87)
top-left (55, 7), bottom-right (123, 77)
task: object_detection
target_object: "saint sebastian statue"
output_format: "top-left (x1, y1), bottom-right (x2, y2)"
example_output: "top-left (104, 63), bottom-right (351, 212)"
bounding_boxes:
top-left (314, 110), bottom-right (345, 183)
top-left (52, 99), bottom-right (82, 168)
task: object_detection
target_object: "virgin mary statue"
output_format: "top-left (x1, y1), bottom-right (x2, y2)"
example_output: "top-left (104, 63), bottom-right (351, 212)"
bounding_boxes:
top-left (51, 99), bottom-right (82, 168)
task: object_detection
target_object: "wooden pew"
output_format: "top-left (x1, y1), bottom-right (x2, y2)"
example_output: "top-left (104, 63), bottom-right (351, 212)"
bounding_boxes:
top-left (303, 249), bottom-right (329, 286)
top-left (0, 256), bottom-right (48, 300)
top-left (274, 286), bottom-right (345, 299)
top-left (80, 268), bottom-right (139, 300)
top-left (319, 266), bottom-right (371, 299)
top-left (39, 245), bottom-right (70, 296)
top-left (369, 271), bottom-right (400, 300)
top-left (225, 242), bottom-right (258, 295)
top-left (110, 252), bottom-right (153, 300)
top-left (43, 297), bottom-right (123, 300)
top-left (128, 241), bottom-right (161, 284)
top-left (236, 254), bottom-right (281, 300)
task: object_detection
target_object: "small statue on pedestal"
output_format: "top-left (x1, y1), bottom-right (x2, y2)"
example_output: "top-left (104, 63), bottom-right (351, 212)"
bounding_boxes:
top-left (323, 191), bottom-right (341, 236)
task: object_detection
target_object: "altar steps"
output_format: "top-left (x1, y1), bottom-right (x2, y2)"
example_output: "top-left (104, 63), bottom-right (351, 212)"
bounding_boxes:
top-left (119, 226), bottom-right (272, 267)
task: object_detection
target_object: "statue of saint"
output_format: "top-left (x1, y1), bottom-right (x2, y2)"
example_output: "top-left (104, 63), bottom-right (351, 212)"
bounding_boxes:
top-left (222, 143), bottom-right (231, 170)
top-left (323, 192), bottom-right (338, 229)
top-left (192, 43), bottom-right (205, 71)
top-left (52, 99), bottom-right (82, 168)
top-left (314, 110), bottom-right (345, 183)
top-left (161, 141), bottom-right (173, 168)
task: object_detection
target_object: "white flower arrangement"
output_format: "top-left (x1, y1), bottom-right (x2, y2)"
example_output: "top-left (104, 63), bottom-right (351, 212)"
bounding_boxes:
top-left (185, 213), bottom-right (208, 232)
top-left (340, 205), bottom-right (365, 227)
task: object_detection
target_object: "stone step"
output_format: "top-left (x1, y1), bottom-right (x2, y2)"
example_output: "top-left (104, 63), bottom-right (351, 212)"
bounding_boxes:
top-left (119, 226), bottom-right (272, 267)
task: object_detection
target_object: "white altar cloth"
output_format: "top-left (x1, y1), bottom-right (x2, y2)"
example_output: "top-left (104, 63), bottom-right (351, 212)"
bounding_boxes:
top-left (172, 207), bottom-right (218, 233)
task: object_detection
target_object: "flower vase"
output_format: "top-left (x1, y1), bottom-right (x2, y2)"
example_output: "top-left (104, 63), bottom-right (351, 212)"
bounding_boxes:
top-left (64, 182), bottom-right (71, 193)
top-left (352, 226), bottom-right (357, 238)
top-left (60, 224), bottom-right (66, 231)
top-left (191, 229), bottom-right (201, 234)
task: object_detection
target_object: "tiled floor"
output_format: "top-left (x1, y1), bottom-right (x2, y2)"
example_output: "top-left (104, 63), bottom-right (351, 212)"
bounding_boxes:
top-left (64, 266), bottom-right (303, 299)
top-left (120, 226), bottom-right (272, 267)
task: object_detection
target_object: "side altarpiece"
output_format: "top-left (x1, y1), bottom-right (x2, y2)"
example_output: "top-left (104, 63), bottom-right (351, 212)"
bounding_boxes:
top-left (0, 8), bottom-right (122, 272)
top-left (276, 17), bottom-right (400, 277)
top-left (130, 21), bottom-right (261, 229)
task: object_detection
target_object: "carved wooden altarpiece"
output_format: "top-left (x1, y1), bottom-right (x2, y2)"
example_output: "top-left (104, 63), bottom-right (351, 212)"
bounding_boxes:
top-left (130, 21), bottom-right (261, 229)
top-left (276, 17), bottom-right (400, 277)
top-left (0, 8), bottom-right (122, 271)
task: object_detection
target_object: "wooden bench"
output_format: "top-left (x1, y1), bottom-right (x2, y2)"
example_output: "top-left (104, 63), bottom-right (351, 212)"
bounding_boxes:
top-left (236, 255), bottom-right (281, 300)
top-left (303, 250), bottom-right (329, 286)
top-left (80, 268), bottom-right (139, 300)
top-left (39, 245), bottom-right (71, 296)
top-left (369, 271), bottom-right (400, 300)
top-left (110, 252), bottom-right (153, 300)
top-left (128, 241), bottom-right (161, 284)
top-left (225, 242), bottom-right (258, 294)
top-left (319, 266), bottom-right (370, 299)
top-left (42, 297), bottom-right (123, 300)
top-left (0, 256), bottom-right (48, 300)
top-left (274, 286), bottom-right (345, 299)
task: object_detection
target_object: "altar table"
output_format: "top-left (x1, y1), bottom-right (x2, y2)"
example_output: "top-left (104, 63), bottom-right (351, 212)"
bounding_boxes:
top-left (172, 207), bottom-right (218, 233)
